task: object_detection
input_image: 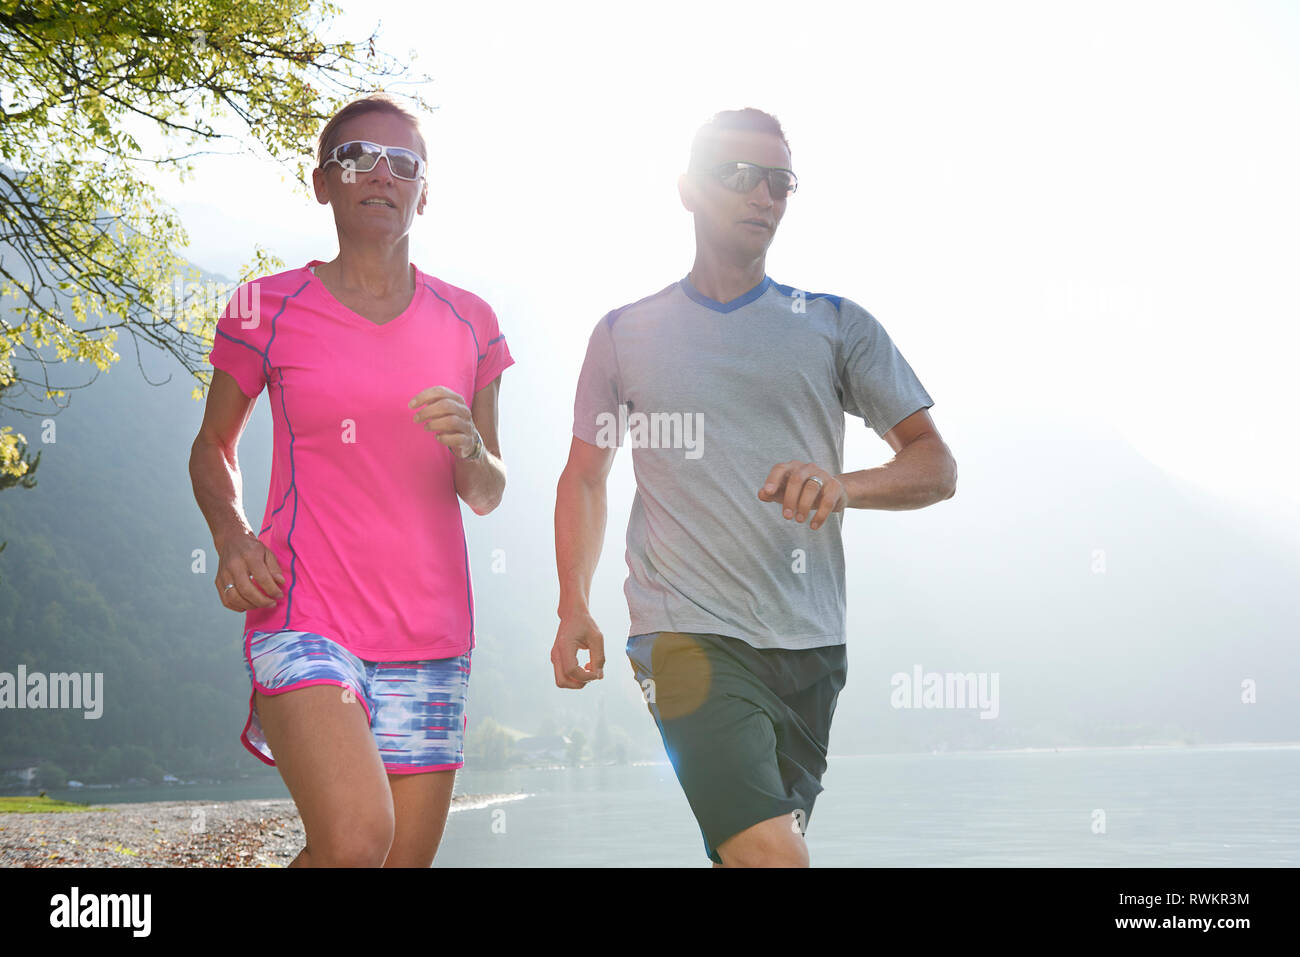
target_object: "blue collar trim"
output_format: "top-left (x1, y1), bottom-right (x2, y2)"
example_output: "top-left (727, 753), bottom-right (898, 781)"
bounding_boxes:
top-left (679, 274), bottom-right (772, 313)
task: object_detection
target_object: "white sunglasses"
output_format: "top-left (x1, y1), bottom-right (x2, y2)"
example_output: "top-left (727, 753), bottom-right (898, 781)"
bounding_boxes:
top-left (321, 140), bottom-right (426, 181)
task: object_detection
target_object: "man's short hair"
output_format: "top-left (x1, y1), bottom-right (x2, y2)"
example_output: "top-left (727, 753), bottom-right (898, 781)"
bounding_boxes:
top-left (316, 93), bottom-right (428, 169)
top-left (688, 108), bottom-right (791, 170)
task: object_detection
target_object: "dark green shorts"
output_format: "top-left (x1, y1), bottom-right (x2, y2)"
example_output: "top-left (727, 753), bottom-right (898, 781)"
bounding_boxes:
top-left (626, 631), bottom-right (848, 864)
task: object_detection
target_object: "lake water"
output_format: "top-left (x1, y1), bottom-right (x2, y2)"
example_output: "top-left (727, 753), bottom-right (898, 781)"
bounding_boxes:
top-left (32, 745), bottom-right (1300, 867)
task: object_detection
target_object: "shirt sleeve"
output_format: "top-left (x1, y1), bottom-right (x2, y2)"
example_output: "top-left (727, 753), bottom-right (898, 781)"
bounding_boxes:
top-left (208, 282), bottom-right (270, 399)
top-left (571, 314), bottom-right (623, 447)
top-left (474, 301), bottom-right (515, 393)
top-left (836, 298), bottom-right (935, 438)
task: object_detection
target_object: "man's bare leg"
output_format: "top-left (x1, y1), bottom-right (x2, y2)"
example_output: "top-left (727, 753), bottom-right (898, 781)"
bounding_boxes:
top-left (713, 812), bottom-right (809, 868)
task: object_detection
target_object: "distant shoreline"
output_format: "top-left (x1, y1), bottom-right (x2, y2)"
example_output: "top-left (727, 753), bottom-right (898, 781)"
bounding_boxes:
top-left (833, 740), bottom-right (1300, 758)
top-left (6, 741), bottom-right (1296, 799)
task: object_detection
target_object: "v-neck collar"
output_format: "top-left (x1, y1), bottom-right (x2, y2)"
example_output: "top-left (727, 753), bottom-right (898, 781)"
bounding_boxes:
top-left (305, 260), bottom-right (423, 330)
top-left (678, 274), bottom-right (773, 313)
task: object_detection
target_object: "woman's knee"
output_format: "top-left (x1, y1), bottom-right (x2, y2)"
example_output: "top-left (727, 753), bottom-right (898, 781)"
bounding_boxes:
top-left (304, 809), bottom-right (395, 867)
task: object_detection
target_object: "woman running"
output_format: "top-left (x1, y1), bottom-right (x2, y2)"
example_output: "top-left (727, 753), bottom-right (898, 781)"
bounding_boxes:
top-left (189, 94), bottom-right (513, 866)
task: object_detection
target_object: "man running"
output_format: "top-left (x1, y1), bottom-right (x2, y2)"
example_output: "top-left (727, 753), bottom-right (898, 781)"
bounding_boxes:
top-left (551, 107), bottom-right (956, 867)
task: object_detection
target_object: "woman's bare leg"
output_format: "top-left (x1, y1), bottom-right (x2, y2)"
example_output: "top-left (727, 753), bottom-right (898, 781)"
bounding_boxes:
top-left (254, 685), bottom-right (394, 867)
top-left (383, 769), bottom-right (457, 867)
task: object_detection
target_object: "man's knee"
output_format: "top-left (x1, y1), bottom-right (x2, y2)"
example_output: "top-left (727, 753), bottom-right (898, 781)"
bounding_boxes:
top-left (715, 812), bottom-right (809, 868)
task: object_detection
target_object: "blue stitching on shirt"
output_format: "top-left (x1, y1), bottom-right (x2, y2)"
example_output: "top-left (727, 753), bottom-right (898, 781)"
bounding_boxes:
top-left (462, 533), bottom-right (474, 651)
top-left (266, 280), bottom-right (311, 628)
top-left (424, 281), bottom-right (484, 359)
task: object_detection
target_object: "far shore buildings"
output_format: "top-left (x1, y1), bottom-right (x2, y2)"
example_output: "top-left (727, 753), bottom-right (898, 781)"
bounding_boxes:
top-left (1, 759), bottom-right (40, 787)
top-left (510, 735), bottom-right (568, 766)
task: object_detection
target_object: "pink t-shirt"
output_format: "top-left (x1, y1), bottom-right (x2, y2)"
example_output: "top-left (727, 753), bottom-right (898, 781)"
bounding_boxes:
top-left (208, 260), bottom-right (514, 660)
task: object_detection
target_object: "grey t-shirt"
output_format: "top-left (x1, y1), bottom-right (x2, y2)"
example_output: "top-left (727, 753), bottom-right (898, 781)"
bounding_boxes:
top-left (572, 275), bottom-right (934, 651)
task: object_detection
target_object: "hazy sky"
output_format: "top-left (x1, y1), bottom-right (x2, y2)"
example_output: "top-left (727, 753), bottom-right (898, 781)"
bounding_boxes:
top-left (141, 0), bottom-right (1300, 523)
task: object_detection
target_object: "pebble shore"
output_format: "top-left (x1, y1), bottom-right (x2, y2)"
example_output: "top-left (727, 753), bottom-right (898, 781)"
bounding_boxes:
top-left (1, 798), bottom-right (307, 867)
top-left (2, 791), bottom-right (530, 867)
top-left (2, 797), bottom-right (368, 867)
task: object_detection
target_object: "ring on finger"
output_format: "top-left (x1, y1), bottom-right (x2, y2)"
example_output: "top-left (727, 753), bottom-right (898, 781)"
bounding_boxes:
top-left (807, 475), bottom-right (825, 490)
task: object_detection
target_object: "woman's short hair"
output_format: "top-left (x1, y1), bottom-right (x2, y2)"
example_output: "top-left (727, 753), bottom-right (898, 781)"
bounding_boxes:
top-left (316, 93), bottom-right (428, 169)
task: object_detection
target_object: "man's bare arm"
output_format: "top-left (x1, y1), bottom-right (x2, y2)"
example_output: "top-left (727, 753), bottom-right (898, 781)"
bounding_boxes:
top-left (840, 408), bottom-right (956, 510)
top-left (552, 436), bottom-right (616, 689)
top-left (758, 408), bottom-right (956, 528)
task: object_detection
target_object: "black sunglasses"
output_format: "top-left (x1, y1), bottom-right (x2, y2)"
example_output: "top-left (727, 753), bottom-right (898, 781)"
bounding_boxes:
top-left (695, 161), bottom-right (798, 199)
